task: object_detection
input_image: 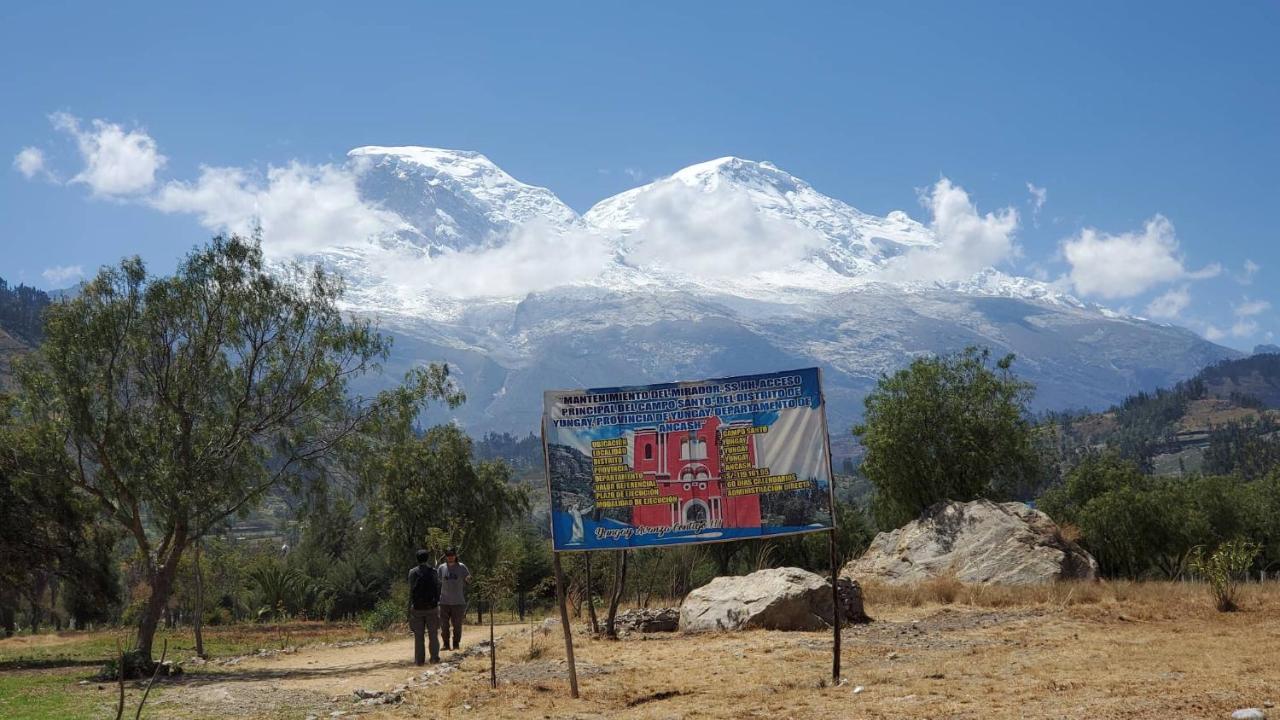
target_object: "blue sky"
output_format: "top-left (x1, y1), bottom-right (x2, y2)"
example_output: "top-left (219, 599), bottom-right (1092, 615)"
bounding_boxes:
top-left (2, 2), bottom-right (1277, 349)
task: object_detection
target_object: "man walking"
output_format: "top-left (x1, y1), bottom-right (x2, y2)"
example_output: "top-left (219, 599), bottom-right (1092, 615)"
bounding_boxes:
top-left (437, 547), bottom-right (470, 651)
top-left (408, 549), bottom-right (441, 665)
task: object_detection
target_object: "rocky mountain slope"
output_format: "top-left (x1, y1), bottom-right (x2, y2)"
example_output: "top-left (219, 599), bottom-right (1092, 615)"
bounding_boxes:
top-left (293, 148), bottom-right (1234, 447)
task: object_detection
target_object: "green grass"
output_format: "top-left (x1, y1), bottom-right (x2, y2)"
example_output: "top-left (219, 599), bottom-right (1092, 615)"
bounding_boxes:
top-left (0, 621), bottom-right (376, 669)
top-left (0, 668), bottom-right (128, 720)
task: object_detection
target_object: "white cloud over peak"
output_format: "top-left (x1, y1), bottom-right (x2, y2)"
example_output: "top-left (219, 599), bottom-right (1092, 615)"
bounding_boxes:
top-left (622, 179), bottom-right (826, 277)
top-left (51, 112), bottom-right (166, 196)
top-left (1144, 286), bottom-right (1191, 320)
top-left (879, 178), bottom-right (1019, 283)
top-left (380, 221), bottom-right (612, 298)
top-left (1060, 215), bottom-right (1219, 299)
top-left (13, 147), bottom-right (49, 180)
top-left (41, 264), bottom-right (84, 286)
top-left (151, 162), bottom-right (409, 257)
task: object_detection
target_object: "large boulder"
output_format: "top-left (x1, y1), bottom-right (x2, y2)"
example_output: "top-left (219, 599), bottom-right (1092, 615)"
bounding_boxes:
top-left (680, 567), bottom-right (836, 632)
top-left (843, 499), bottom-right (1098, 585)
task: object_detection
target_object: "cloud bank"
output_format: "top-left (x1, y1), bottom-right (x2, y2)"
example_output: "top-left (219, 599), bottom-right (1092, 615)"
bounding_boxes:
top-left (622, 180), bottom-right (825, 277)
top-left (151, 162), bottom-right (409, 258)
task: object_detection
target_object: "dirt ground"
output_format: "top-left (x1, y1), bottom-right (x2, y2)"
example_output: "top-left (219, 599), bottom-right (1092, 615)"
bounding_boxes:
top-left (8, 582), bottom-right (1280, 719)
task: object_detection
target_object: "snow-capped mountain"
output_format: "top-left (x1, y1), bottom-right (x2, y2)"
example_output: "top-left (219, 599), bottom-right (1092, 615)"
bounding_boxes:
top-left (303, 147), bottom-right (1237, 445)
top-left (585, 156), bottom-right (937, 278)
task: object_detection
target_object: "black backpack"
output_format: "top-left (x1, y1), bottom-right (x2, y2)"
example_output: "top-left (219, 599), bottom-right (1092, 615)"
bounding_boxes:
top-left (409, 565), bottom-right (439, 610)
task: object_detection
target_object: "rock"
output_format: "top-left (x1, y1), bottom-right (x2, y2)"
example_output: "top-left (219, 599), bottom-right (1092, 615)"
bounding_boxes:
top-left (842, 499), bottom-right (1099, 585)
top-left (680, 567), bottom-right (837, 632)
top-left (352, 689), bottom-right (383, 700)
top-left (1232, 710), bottom-right (1267, 720)
top-left (615, 607), bottom-right (679, 634)
top-left (836, 577), bottom-right (871, 624)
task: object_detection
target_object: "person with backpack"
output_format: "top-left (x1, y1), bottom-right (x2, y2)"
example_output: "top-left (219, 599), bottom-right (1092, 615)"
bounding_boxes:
top-left (408, 549), bottom-right (441, 665)
top-left (437, 547), bottom-right (471, 651)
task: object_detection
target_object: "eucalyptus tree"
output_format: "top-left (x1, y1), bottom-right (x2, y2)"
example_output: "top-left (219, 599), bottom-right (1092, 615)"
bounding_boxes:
top-left (17, 235), bottom-right (460, 662)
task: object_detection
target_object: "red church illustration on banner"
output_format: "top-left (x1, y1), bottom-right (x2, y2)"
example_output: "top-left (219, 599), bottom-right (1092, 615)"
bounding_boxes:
top-left (629, 415), bottom-right (763, 529)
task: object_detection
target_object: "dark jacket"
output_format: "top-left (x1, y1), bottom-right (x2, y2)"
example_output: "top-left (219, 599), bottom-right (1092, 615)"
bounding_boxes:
top-left (408, 563), bottom-right (441, 609)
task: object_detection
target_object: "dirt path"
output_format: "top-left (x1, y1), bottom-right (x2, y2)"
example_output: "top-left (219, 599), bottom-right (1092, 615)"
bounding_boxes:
top-left (150, 624), bottom-right (528, 719)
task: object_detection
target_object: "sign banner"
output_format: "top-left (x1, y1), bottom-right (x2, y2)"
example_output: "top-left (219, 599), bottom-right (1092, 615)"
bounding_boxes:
top-left (542, 368), bottom-right (834, 551)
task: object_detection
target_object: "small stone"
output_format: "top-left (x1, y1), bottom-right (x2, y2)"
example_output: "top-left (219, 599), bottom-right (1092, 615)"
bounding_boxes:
top-left (853, 686), bottom-right (865, 694)
top-left (887, 651), bottom-right (898, 660)
top-left (1232, 710), bottom-right (1267, 720)
top-left (79, 680), bottom-right (90, 685)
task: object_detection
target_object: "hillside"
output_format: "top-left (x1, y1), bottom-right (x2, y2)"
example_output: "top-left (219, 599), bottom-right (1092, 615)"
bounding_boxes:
top-left (0, 326), bottom-right (28, 390)
top-left (1045, 353), bottom-right (1280, 475)
top-left (0, 276), bottom-right (52, 391)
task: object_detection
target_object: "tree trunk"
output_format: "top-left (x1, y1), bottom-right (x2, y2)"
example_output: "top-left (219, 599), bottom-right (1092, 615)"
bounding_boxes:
top-left (605, 550), bottom-right (628, 638)
top-left (136, 542), bottom-right (186, 663)
top-left (193, 540), bottom-right (206, 658)
top-left (585, 554), bottom-right (599, 635)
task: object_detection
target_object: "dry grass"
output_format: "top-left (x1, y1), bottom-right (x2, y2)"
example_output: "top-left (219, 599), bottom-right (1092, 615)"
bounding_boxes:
top-left (374, 581), bottom-right (1280, 720)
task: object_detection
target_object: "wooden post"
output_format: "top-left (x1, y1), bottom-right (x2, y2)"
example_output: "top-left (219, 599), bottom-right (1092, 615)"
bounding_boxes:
top-left (552, 551), bottom-right (580, 698)
top-left (816, 368), bottom-right (841, 684)
top-left (489, 600), bottom-right (496, 689)
top-left (828, 528), bottom-right (841, 684)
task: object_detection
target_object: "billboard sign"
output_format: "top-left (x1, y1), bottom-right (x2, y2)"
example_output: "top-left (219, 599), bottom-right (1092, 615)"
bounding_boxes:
top-left (543, 368), bottom-right (834, 551)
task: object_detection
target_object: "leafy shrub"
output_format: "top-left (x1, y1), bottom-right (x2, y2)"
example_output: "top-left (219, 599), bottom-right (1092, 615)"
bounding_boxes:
top-left (1188, 538), bottom-right (1260, 612)
top-left (99, 648), bottom-right (150, 681)
top-left (360, 596), bottom-right (402, 633)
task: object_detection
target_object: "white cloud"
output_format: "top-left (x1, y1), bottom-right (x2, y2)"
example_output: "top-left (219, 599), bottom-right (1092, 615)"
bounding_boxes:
top-left (879, 178), bottom-right (1019, 283)
top-left (379, 221), bottom-right (612, 298)
top-left (1205, 324), bottom-right (1226, 342)
top-left (1060, 215), bottom-right (1219, 299)
top-left (151, 162), bottom-right (409, 257)
top-left (621, 179), bottom-right (826, 277)
top-left (41, 264), bottom-right (84, 286)
top-left (51, 112), bottom-right (166, 196)
top-left (1144, 286), bottom-right (1190, 320)
top-left (13, 147), bottom-right (49, 180)
top-left (1231, 318), bottom-right (1259, 338)
top-left (149, 161), bottom-right (610, 298)
top-left (1026, 182), bottom-right (1046, 225)
top-left (1235, 298), bottom-right (1270, 317)
top-left (1236, 259), bottom-right (1261, 285)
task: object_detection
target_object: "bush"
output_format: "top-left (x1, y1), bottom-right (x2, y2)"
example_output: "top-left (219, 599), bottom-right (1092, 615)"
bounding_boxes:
top-left (360, 596), bottom-right (402, 633)
top-left (1189, 538), bottom-right (1260, 612)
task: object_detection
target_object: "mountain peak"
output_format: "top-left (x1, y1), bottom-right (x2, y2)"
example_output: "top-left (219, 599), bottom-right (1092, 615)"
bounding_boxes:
top-left (347, 145), bottom-right (579, 252)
